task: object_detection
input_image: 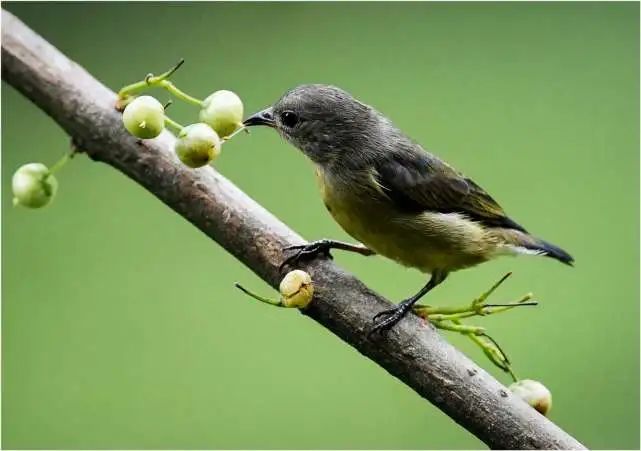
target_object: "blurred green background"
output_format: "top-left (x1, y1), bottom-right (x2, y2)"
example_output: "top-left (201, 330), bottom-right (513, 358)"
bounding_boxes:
top-left (2, 2), bottom-right (639, 449)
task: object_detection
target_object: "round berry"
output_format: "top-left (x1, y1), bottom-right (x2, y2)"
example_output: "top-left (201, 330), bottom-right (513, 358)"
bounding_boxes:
top-left (122, 95), bottom-right (165, 139)
top-left (509, 379), bottom-right (552, 415)
top-left (279, 270), bottom-right (314, 308)
top-left (174, 123), bottom-right (221, 168)
top-left (199, 90), bottom-right (243, 138)
top-left (12, 163), bottom-right (58, 209)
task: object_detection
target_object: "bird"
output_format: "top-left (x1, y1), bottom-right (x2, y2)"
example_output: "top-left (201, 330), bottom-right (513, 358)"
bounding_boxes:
top-left (243, 84), bottom-right (573, 334)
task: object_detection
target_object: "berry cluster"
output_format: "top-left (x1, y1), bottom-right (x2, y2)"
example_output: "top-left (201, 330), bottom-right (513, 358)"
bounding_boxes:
top-left (10, 60), bottom-right (245, 210)
top-left (118, 60), bottom-right (244, 168)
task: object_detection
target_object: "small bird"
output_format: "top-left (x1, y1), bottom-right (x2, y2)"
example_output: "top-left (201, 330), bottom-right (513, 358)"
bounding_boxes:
top-left (243, 85), bottom-right (573, 334)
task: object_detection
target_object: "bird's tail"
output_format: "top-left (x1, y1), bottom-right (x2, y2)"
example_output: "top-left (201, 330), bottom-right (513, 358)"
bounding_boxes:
top-left (493, 229), bottom-right (574, 266)
top-left (527, 238), bottom-right (574, 266)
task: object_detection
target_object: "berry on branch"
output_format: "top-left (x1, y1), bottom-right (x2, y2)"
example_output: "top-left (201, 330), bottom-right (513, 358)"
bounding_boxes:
top-left (122, 95), bottom-right (165, 139)
top-left (509, 379), bottom-right (552, 416)
top-left (174, 123), bottom-right (221, 168)
top-left (199, 90), bottom-right (244, 138)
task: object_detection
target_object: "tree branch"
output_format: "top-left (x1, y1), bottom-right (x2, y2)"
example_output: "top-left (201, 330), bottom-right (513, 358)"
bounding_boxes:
top-left (1, 9), bottom-right (585, 450)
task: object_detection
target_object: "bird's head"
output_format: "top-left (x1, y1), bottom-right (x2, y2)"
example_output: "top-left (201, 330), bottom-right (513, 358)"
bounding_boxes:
top-left (243, 84), bottom-right (380, 165)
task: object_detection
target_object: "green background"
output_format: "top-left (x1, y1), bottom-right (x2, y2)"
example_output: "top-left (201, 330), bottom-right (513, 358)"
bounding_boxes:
top-left (2, 2), bottom-right (639, 449)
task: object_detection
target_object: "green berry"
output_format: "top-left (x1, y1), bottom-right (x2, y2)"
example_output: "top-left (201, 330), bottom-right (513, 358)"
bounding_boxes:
top-left (122, 95), bottom-right (165, 139)
top-left (199, 90), bottom-right (243, 138)
top-left (509, 379), bottom-right (552, 415)
top-left (174, 123), bottom-right (221, 168)
top-left (12, 163), bottom-right (58, 209)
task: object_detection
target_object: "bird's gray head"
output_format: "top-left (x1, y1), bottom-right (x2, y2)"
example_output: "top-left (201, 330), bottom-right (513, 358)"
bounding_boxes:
top-left (243, 84), bottom-right (382, 166)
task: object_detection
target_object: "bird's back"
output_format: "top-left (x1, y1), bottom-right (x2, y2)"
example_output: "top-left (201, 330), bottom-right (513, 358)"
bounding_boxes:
top-left (318, 121), bottom-right (573, 271)
top-left (316, 163), bottom-right (494, 273)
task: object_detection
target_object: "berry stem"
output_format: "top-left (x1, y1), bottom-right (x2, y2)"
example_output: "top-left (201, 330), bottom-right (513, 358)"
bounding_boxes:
top-left (118, 79), bottom-right (152, 99)
top-left (234, 282), bottom-right (285, 307)
top-left (155, 80), bottom-right (204, 107)
top-left (431, 320), bottom-right (485, 335)
top-left (467, 329), bottom-right (513, 374)
top-left (117, 60), bottom-right (204, 107)
top-left (156, 58), bottom-right (185, 80)
top-left (421, 297), bottom-right (536, 322)
top-left (48, 151), bottom-right (74, 176)
top-left (413, 272), bottom-right (535, 320)
top-left (222, 125), bottom-right (247, 141)
top-left (164, 116), bottom-right (184, 133)
top-left (414, 273), bottom-right (528, 382)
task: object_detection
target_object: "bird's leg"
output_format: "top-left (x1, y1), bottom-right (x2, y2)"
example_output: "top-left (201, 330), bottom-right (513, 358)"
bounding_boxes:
top-left (280, 239), bottom-right (375, 271)
top-left (369, 270), bottom-right (449, 336)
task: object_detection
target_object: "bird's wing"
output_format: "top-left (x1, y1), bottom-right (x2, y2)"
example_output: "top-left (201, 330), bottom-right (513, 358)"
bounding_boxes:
top-left (374, 151), bottom-right (527, 232)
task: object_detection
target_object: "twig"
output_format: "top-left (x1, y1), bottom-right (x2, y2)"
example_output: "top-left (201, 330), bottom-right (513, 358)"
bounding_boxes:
top-left (1, 9), bottom-right (585, 450)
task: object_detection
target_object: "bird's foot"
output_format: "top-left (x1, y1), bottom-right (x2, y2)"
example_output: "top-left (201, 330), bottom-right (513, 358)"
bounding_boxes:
top-left (369, 298), bottom-right (416, 336)
top-left (280, 239), bottom-right (334, 272)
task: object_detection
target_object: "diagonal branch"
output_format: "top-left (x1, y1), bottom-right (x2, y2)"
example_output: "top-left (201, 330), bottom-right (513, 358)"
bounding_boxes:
top-left (1, 9), bottom-right (585, 450)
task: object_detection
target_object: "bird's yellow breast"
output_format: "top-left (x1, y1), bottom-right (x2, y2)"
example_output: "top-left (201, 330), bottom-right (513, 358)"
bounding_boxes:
top-left (315, 167), bottom-right (492, 273)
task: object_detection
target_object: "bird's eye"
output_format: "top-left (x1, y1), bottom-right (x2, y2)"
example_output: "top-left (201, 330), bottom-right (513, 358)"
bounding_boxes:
top-left (280, 111), bottom-right (300, 128)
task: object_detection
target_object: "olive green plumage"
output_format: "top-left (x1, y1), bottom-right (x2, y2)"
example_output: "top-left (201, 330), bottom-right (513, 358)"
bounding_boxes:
top-left (244, 84), bottom-right (573, 332)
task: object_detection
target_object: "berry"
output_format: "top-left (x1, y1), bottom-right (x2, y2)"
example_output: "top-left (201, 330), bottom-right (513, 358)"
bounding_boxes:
top-left (122, 95), bottom-right (165, 139)
top-left (199, 90), bottom-right (243, 138)
top-left (279, 270), bottom-right (314, 308)
top-left (174, 123), bottom-right (221, 168)
top-left (12, 163), bottom-right (58, 209)
top-left (509, 379), bottom-right (552, 415)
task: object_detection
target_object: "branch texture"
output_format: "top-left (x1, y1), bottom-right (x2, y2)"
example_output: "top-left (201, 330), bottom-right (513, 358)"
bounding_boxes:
top-left (1, 10), bottom-right (585, 450)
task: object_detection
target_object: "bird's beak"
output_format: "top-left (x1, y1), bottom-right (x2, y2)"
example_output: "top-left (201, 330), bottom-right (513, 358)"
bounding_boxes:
top-left (243, 107), bottom-right (275, 128)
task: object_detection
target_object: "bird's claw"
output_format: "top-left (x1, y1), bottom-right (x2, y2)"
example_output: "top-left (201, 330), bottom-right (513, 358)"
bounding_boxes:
top-left (279, 239), bottom-right (334, 272)
top-left (369, 301), bottom-right (414, 337)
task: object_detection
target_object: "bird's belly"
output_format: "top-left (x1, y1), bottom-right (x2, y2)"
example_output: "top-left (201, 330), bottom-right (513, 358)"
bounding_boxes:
top-left (322, 185), bottom-right (489, 273)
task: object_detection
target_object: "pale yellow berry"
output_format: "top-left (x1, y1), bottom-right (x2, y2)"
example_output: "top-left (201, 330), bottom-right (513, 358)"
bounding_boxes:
top-left (279, 270), bottom-right (314, 308)
top-left (509, 379), bottom-right (552, 415)
top-left (199, 90), bottom-right (243, 138)
top-left (122, 95), bottom-right (165, 139)
top-left (174, 123), bottom-right (221, 168)
top-left (12, 163), bottom-right (58, 209)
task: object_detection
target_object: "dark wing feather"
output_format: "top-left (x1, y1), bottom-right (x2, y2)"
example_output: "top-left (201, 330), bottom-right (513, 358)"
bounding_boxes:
top-left (374, 151), bottom-right (527, 233)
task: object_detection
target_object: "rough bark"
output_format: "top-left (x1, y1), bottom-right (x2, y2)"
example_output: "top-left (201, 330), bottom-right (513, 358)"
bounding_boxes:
top-left (1, 9), bottom-right (585, 450)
